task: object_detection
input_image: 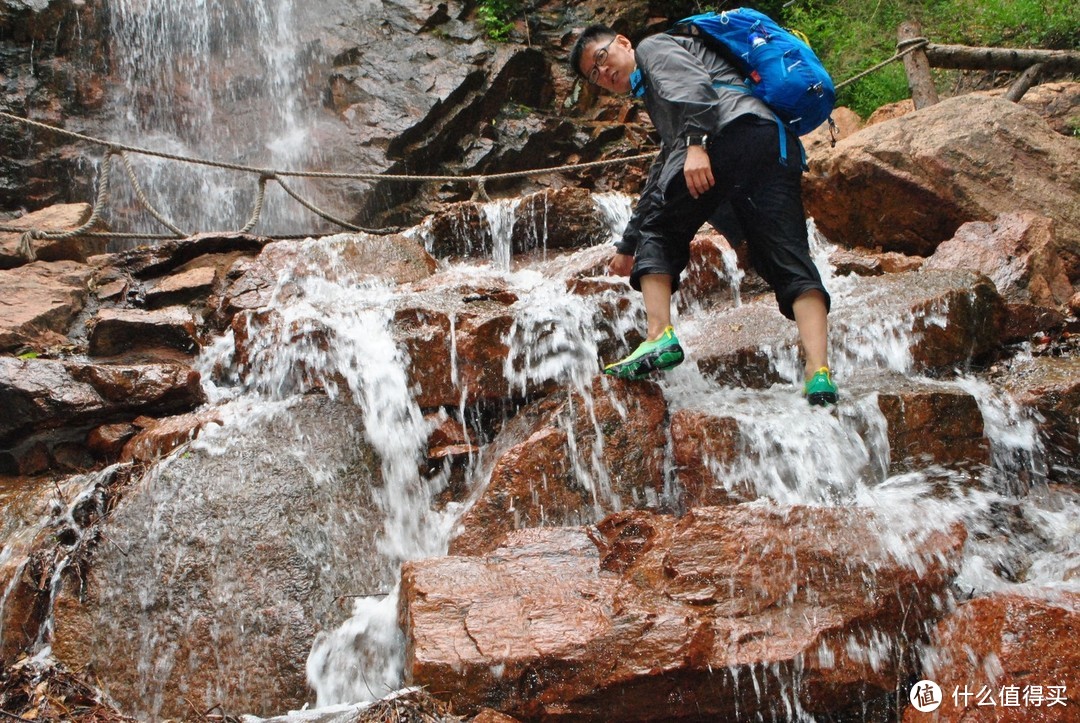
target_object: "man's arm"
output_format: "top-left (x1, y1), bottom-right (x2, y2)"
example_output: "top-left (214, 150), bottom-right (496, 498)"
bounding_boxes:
top-left (637, 35), bottom-right (722, 198)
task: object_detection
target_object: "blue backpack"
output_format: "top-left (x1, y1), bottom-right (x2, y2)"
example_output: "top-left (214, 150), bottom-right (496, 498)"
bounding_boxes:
top-left (669, 8), bottom-right (836, 164)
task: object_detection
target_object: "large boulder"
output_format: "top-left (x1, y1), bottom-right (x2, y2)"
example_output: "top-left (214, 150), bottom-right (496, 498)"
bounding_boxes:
top-left (50, 394), bottom-right (389, 720)
top-left (803, 95), bottom-right (1080, 278)
top-left (402, 505), bottom-right (966, 721)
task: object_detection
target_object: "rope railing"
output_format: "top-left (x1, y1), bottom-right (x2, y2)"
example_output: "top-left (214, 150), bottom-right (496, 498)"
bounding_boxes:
top-left (0, 37), bottom-right (923, 259)
top-left (0, 107), bottom-right (659, 257)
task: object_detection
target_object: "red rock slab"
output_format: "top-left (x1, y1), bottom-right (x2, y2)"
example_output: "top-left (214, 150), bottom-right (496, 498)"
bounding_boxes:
top-left (403, 505), bottom-right (966, 721)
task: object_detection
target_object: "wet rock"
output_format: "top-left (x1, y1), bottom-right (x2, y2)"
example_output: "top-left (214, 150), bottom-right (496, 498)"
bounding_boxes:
top-left (686, 270), bottom-right (1004, 388)
top-left (0, 357), bottom-right (205, 447)
top-left (0, 465), bottom-right (124, 664)
top-left (682, 227), bottom-right (766, 303)
top-left (471, 708), bottom-right (523, 723)
top-left (0, 0), bottom-right (108, 212)
top-left (51, 394), bottom-right (388, 720)
top-left (512, 187), bottom-right (612, 253)
top-left (144, 265), bottom-right (217, 309)
top-left (426, 410), bottom-right (479, 462)
top-left (999, 356), bottom-right (1080, 485)
top-left (829, 246), bottom-right (926, 277)
top-left (669, 409), bottom-right (746, 507)
top-left (119, 409), bottom-right (224, 465)
top-left (924, 212), bottom-right (1072, 307)
top-left (449, 376), bottom-right (669, 556)
top-left (402, 505), bottom-right (966, 720)
top-left (0, 260), bottom-right (93, 353)
top-left (93, 232), bottom-right (272, 280)
top-left (875, 376), bottom-right (990, 474)
top-left (684, 299), bottom-right (797, 388)
top-left (423, 188), bottom-right (610, 259)
top-left (1000, 302), bottom-right (1067, 344)
top-left (909, 592), bottom-right (1080, 722)
top-left (804, 96), bottom-right (1080, 271)
top-left (0, 203), bottom-right (107, 268)
top-left (221, 233), bottom-right (437, 320)
top-left (88, 306), bottom-right (199, 357)
top-left (86, 422), bottom-right (139, 459)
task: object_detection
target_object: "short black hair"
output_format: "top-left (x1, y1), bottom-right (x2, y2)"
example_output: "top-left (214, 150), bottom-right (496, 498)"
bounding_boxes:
top-left (569, 24), bottom-right (616, 80)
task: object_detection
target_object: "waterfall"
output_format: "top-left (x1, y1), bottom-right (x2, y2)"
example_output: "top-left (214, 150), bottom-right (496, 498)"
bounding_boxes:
top-left (104, 0), bottom-right (320, 237)
top-left (5, 180), bottom-right (1075, 719)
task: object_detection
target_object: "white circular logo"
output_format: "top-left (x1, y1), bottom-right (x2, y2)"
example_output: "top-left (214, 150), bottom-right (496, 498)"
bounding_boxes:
top-left (909, 679), bottom-right (943, 712)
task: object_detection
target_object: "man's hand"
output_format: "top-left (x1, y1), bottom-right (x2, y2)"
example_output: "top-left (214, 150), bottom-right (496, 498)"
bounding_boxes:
top-left (684, 145), bottom-right (714, 199)
top-left (608, 251), bottom-right (634, 277)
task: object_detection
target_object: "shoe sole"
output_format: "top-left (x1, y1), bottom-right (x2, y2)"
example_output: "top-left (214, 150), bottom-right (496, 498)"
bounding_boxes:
top-left (605, 345), bottom-right (684, 380)
top-left (807, 391), bottom-right (838, 406)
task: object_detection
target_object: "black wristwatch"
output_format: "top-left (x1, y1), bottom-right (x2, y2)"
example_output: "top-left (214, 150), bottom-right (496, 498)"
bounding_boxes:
top-left (685, 133), bottom-right (708, 148)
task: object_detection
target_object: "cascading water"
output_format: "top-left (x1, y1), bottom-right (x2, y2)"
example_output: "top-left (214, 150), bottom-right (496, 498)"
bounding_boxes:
top-left (103, 0), bottom-right (323, 238)
top-left (5, 183), bottom-right (1076, 719)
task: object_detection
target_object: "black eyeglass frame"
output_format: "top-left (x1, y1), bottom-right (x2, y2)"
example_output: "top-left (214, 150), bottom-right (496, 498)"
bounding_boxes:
top-left (586, 36), bottom-right (617, 86)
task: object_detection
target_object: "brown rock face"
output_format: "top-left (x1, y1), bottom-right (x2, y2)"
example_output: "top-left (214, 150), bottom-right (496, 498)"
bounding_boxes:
top-left (402, 506), bottom-right (966, 721)
top-left (924, 212), bottom-right (1073, 307)
top-left (804, 95), bottom-right (1080, 271)
top-left (88, 306), bottom-right (200, 357)
top-left (909, 592), bottom-right (1080, 722)
top-left (876, 377), bottom-right (990, 474)
top-left (450, 376), bottom-right (669, 555)
top-left (0, 260), bottom-right (93, 353)
top-left (669, 408), bottom-right (746, 507)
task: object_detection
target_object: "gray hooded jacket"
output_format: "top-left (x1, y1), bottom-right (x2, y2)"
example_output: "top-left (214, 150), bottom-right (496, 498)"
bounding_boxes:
top-left (617, 33), bottom-right (774, 255)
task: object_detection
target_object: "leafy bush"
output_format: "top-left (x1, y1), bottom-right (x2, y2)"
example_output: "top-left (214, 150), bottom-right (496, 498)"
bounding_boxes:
top-left (776, 0), bottom-right (1080, 118)
top-left (477, 0), bottom-right (520, 41)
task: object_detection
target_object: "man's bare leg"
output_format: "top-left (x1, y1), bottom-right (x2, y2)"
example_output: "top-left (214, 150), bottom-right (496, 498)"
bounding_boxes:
top-left (640, 273), bottom-right (674, 340)
top-left (792, 289), bottom-right (829, 379)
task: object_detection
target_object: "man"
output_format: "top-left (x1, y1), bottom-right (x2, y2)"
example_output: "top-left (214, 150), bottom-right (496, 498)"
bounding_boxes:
top-left (569, 23), bottom-right (839, 406)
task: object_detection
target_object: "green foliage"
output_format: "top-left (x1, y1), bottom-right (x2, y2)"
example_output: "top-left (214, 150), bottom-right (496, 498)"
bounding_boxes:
top-left (776, 0), bottom-right (1080, 118)
top-left (477, 0), bottom-right (520, 42)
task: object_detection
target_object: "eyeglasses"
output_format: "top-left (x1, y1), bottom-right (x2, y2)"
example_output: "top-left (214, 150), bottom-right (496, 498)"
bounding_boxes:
top-left (586, 37), bottom-right (616, 86)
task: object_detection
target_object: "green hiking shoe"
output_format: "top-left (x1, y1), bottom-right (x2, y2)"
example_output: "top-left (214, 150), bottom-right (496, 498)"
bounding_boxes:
top-left (804, 366), bottom-right (839, 406)
top-left (604, 326), bottom-right (685, 380)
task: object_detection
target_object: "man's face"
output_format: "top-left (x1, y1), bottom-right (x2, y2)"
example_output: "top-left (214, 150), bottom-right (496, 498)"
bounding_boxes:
top-left (579, 34), bottom-right (634, 94)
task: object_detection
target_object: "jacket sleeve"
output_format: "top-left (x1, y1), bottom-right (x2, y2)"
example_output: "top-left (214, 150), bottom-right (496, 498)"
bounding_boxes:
top-left (636, 34), bottom-right (721, 141)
